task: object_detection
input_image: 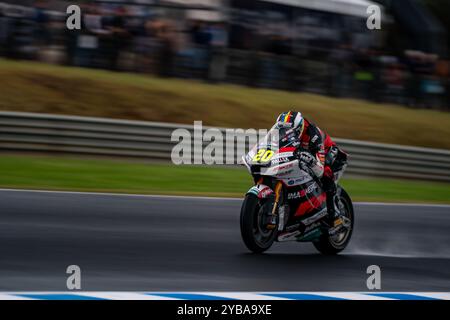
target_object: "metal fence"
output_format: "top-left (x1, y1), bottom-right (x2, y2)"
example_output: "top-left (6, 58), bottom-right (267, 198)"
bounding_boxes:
top-left (1, 111), bottom-right (449, 182)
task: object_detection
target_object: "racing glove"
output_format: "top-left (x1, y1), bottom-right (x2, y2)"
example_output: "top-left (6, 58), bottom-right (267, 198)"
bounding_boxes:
top-left (299, 151), bottom-right (315, 166)
top-left (297, 151), bottom-right (324, 178)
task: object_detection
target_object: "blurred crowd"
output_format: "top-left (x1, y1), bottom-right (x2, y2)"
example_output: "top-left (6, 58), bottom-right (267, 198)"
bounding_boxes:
top-left (0, 0), bottom-right (449, 110)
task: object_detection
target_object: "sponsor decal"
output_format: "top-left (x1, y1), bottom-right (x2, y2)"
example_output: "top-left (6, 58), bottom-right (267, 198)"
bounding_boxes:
top-left (287, 183), bottom-right (317, 199)
top-left (259, 187), bottom-right (273, 198)
top-left (288, 192), bottom-right (302, 200)
top-left (301, 208), bottom-right (327, 225)
top-left (248, 185), bottom-right (273, 198)
top-left (278, 163), bottom-right (294, 170)
top-left (271, 157), bottom-right (290, 165)
top-left (277, 152), bottom-right (294, 158)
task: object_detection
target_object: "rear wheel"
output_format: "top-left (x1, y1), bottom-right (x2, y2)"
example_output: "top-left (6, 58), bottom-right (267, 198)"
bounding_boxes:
top-left (313, 187), bottom-right (354, 255)
top-left (240, 194), bottom-right (277, 253)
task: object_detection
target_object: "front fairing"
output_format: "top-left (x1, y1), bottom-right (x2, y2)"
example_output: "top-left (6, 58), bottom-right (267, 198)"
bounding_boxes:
top-left (244, 126), bottom-right (298, 166)
top-left (242, 126), bottom-right (312, 186)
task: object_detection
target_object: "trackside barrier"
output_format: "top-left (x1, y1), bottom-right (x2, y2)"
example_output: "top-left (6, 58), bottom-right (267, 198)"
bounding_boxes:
top-left (1, 111), bottom-right (449, 182)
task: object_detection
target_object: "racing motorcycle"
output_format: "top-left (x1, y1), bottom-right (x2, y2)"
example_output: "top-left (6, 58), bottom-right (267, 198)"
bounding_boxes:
top-left (240, 126), bottom-right (354, 255)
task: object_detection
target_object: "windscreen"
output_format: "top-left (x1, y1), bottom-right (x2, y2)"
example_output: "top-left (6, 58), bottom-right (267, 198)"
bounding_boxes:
top-left (257, 126), bottom-right (299, 150)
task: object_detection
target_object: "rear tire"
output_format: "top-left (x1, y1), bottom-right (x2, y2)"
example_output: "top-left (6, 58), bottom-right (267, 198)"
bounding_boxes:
top-left (240, 194), bottom-right (277, 253)
top-left (313, 187), bottom-right (354, 255)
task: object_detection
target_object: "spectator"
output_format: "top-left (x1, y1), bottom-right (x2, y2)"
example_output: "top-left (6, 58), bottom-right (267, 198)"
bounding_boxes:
top-left (72, 3), bottom-right (104, 68)
top-left (101, 6), bottom-right (131, 71)
top-left (148, 19), bottom-right (178, 77)
top-left (189, 21), bottom-right (212, 79)
top-left (208, 22), bottom-right (228, 82)
top-left (0, 8), bottom-right (9, 56)
top-left (32, 0), bottom-right (50, 47)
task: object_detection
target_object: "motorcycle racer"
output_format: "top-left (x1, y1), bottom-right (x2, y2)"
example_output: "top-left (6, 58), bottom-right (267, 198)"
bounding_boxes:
top-left (274, 111), bottom-right (348, 226)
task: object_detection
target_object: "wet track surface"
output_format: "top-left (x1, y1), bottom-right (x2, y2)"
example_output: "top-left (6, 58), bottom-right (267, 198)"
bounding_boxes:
top-left (0, 190), bottom-right (450, 291)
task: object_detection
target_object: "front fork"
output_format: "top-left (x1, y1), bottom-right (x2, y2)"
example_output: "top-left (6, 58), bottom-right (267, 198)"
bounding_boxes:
top-left (267, 181), bottom-right (283, 230)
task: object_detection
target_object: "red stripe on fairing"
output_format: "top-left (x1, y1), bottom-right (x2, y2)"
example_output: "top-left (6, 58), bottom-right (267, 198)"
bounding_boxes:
top-left (295, 192), bottom-right (327, 217)
top-left (258, 187), bottom-right (273, 199)
top-left (279, 147), bottom-right (296, 153)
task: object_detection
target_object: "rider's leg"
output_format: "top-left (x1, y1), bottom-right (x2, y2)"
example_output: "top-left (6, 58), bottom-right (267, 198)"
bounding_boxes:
top-left (323, 146), bottom-right (341, 225)
top-left (321, 168), bottom-right (338, 224)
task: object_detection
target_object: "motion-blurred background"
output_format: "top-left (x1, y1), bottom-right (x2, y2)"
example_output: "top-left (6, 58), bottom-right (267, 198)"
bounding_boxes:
top-left (3, 1), bottom-right (450, 293)
top-left (0, 0), bottom-right (448, 108)
top-left (0, 0), bottom-right (449, 203)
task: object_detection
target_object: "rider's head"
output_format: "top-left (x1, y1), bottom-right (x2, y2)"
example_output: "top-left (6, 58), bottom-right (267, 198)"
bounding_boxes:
top-left (275, 111), bottom-right (305, 136)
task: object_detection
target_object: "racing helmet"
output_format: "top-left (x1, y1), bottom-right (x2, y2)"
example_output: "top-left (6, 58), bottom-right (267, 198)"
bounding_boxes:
top-left (275, 111), bottom-right (305, 136)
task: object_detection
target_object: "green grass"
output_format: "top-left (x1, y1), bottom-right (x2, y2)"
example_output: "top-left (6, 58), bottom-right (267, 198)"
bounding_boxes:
top-left (1, 155), bottom-right (449, 204)
top-left (1, 59), bottom-right (450, 149)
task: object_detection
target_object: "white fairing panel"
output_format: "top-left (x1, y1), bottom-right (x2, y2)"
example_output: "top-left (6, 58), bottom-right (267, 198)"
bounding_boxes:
top-left (261, 160), bottom-right (313, 186)
top-left (242, 126), bottom-right (315, 186)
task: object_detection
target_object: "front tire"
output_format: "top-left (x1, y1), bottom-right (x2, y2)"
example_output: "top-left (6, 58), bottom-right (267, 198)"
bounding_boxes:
top-left (313, 187), bottom-right (354, 255)
top-left (240, 194), bottom-right (277, 253)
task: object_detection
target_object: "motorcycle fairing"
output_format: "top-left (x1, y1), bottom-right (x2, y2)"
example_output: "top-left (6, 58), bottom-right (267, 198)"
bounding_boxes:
top-left (244, 126), bottom-right (328, 238)
top-left (283, 179), bottom-right (326, 217)
top-left (247, 184), bottom-right (274, 199)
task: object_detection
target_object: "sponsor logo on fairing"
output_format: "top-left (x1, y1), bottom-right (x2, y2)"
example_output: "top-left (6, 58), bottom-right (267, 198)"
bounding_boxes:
top-left (278, 163), bottom-right (295, 170)
top-left (301, 208), bottom-right (328, 225)
top-left (248, 185), bottom-right (274, 198)
top-left (277, 152), bottom-right (294, 158)
top-left (271, 157), bottom-right (290, 165)
top-left (259, 187), bottom-right (273, 198)
top-left (287, 183), bottom-right (317, 199)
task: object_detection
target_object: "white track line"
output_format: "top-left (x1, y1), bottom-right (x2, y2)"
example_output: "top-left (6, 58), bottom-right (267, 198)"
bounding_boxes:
top-left (75, 292), bottom-right (179, 300)
top-left (0, 292), bottom-right (448, 300)
top-left (199, 292), bottom-right (289, 300)
top-left (0, 294), bottom-right (35, 300)
top-left (0, 188), bottom-right (449, 207)
top-left (317, 292), bottom-right (394, 300)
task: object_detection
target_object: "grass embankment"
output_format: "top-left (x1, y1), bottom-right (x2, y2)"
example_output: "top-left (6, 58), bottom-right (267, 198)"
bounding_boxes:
top-left (1, 59), bottom-right (450, 149)
top-left (1, 155), bottom-right (449, 204)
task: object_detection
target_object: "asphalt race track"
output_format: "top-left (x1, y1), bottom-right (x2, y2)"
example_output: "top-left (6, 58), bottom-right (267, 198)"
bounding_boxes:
top-left (1, 189), bottom-right (450, 291)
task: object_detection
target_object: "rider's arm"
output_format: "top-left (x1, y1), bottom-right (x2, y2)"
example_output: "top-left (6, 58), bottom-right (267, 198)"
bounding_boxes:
top-left (297, 123), bottom-right (325, 178)
top-left (307, 123), bottom-right (325, 178)
top-left (309, 153), bottom-right (325, 178)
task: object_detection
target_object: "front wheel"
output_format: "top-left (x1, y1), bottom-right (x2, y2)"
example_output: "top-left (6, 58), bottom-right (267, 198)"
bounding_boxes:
top-left (240, 194), bottom-right (277, 253)
top-left (313, 187), bottom-right (354, 255)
